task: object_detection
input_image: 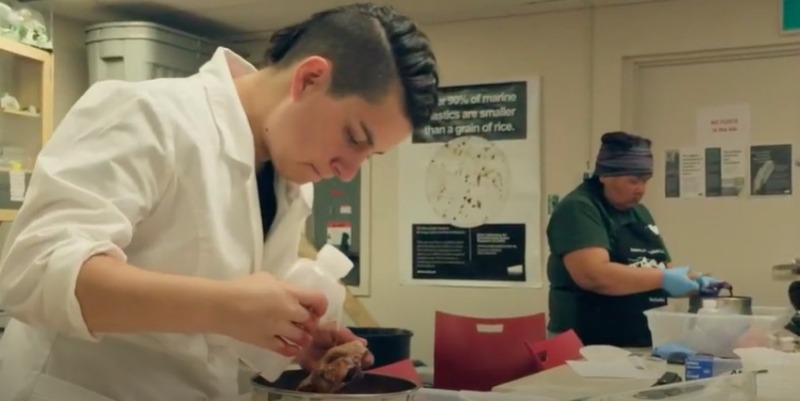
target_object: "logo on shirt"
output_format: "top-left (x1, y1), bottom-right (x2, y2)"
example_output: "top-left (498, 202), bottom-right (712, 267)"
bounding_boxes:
top-left (630, 257), bottom-right (667, 270)
top-left (630, 247), bottom-right (666, 256)
top-left (647, 224), bottom-right (660, 236)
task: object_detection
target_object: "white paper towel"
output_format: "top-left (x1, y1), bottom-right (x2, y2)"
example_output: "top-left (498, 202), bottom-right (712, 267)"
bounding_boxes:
top-left (734, 347), bottom-right (800, 400)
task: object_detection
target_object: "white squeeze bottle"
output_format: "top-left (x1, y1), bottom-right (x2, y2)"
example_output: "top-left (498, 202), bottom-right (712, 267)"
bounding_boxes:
top-left (236, 244), bottom-right (354, 381)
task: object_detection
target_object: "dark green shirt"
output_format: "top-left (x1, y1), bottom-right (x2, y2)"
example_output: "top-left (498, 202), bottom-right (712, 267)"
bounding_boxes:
top-left (546, 178), bottom-right (671, 333)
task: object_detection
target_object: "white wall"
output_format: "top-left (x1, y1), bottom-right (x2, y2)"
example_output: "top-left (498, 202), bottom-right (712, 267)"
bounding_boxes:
top-left (362, 0), bottom-right (800, 364)
top-left (52, 17), bottom-right (91, 123)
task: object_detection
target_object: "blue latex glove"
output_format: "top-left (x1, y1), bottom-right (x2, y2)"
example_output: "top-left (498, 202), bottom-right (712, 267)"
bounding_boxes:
top-left (652, 342), bottom-right (696, 360)
top-left (695, 275), bottom-right (722, 291)
top-left (661, 266), bottom-right (700, 296)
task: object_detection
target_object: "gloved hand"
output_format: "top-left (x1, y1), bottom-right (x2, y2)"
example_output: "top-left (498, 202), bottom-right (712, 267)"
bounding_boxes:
top-left (652, 342), bottom-right (696, 360)
top-left (661, 266), bottom-right (700, 296)
top-left (695, 275), bottom-right (721, 290)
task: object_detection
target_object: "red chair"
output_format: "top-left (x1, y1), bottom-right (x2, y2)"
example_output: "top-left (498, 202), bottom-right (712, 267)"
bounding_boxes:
top-left (525, 329), bottom-right (584, 371)
top-left (367, 359), bottom-right (422, 386)
top-left (433, 311), bottom-right (546, 391)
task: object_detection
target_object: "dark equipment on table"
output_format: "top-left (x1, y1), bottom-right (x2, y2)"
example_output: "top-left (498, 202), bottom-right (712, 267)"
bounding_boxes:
top-left (348, 327), bottom-right (413, 369)
top-left (786, 281), bottom-right (800, 336)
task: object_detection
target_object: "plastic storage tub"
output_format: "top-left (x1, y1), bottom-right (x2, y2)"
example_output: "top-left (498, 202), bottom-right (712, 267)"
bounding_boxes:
top-left (85, 21), bottom-right (221, 83)
top-left (644, 304), bottom-right (794, 358)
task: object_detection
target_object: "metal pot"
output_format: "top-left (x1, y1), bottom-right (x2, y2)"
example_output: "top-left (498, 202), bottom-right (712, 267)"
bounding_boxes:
top-left (688, 295), bottom-right (753, 315)
top-left (688, 289), bottom-right (753, 315)
top-left (251, 370), bottom-right (419, 401)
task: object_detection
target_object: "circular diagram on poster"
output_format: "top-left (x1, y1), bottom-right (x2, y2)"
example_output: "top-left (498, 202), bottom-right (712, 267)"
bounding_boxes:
top-left (424, 135), bottom-right (512, 228)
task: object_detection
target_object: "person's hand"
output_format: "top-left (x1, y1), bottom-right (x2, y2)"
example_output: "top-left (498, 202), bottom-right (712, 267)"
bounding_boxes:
top-left (695, 275), bottom-right (722, 290)
top-left (652, 342), bottom-right (696, 360)
top-left (661, 266), bottom-right (699, 296)
top-left (296, 321), bottom-right (375, 372)
top-left (215, 272), bottom-right (328, 358)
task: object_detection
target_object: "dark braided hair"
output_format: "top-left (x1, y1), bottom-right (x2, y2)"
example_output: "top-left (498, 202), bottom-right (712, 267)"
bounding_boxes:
top-left (264, 3), bottom-right (440, 134)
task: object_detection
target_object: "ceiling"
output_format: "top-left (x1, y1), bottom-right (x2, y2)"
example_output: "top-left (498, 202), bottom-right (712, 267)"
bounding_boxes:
top-left (40, 0), bottom-right (673, 41)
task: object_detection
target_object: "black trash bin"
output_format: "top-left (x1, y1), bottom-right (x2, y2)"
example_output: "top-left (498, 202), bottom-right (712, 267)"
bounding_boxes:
top-left (349, 327), bottom-right (413, 368)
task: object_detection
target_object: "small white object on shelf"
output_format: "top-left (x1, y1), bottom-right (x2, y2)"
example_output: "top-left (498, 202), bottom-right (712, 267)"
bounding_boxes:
top-left (0, 92), bottom-right (19, 110)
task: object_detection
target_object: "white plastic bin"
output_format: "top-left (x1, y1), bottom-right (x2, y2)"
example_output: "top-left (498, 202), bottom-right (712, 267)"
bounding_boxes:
top-left (85, 21), bottom-right (221, 83)
top-left (644, 305), bottom-right (794, 358)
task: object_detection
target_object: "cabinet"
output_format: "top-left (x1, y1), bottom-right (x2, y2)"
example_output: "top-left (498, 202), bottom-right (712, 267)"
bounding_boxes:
top-left (0, 35), bottom-right (53, 221)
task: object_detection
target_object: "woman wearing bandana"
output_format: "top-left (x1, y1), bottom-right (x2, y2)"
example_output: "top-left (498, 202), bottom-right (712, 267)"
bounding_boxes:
top-left (546, 132), bottom-right (721, 347)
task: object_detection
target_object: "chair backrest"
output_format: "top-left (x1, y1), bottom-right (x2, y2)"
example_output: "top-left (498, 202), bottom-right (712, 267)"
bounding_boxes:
top-left (367, 358), bottom-right (422, 386)
top-left (525, 329), bottom-right (584, 371)
top-left (433, 311), bottom-right (546, 391)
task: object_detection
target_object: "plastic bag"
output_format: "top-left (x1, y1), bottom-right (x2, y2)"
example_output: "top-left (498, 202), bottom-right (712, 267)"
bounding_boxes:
top-left (0, 1), bottom-right (51, 49)
top-left (734, 347), bottom-right (800, 400)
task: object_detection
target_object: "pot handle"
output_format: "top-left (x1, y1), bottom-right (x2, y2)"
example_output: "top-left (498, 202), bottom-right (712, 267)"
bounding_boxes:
top-left (700, 281), bottom-right (733, 297)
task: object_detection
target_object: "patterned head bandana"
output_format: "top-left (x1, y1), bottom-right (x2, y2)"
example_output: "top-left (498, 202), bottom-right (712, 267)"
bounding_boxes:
top-left (594, 132), bottom-right (653, 177)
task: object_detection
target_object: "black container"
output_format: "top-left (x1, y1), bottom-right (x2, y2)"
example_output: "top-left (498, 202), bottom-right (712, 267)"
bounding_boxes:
top-left (349, 327), bottom-right (413, 369)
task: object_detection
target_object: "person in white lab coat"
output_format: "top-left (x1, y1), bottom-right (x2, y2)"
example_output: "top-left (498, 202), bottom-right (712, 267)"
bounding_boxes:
top-left (0, 3), bottom-right (439, 401)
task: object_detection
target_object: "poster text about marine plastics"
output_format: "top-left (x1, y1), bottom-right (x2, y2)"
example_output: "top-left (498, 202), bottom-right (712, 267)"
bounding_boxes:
top-left (396, 79), bottom-right (542, 288)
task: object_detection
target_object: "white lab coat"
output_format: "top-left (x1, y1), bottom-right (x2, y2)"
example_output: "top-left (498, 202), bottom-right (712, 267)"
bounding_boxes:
top-left (0, 48), bottom-right (313, 401)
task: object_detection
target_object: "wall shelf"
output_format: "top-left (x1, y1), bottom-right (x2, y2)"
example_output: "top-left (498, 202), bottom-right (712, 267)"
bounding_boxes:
top-left (2, 108), bottom-right (41, 118)
top-left (0, 35), bottom-right (53, 222)
top-left (0, 208), bottom-right (16, 221)
top-left (0, 36), bottom-right (51, 64)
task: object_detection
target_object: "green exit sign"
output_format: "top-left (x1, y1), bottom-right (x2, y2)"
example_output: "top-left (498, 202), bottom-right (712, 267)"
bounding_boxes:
top-left (784, 0), bottom-right (800, 33)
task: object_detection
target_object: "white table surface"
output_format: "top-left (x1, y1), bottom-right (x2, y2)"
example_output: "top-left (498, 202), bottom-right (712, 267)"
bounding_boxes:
top-left (491, 357), bottom-right (799, 401)
top-left (491, 337), bottom-right (800, 401)
top-left (492, 354), bottom-right (676, 400)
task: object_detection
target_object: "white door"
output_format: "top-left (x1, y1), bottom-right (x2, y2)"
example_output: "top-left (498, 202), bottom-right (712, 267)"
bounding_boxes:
top-left (632, 48), bottom-right (800, 308)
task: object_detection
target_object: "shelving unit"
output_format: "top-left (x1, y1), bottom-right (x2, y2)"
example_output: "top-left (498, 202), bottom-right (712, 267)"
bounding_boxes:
top-left (2, 108), bottom-right (41, 118)
top-left (0, 34), bottom-right (54, 222)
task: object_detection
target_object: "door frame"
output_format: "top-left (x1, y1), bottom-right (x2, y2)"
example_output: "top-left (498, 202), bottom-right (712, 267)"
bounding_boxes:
top-left (304, 159), bottom-right (373, 297)
top-left (620, 41), bottom-right (800, 132)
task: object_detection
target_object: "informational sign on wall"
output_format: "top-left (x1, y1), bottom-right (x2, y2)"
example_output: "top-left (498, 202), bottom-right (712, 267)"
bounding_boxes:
top-left (695, 103), bottom-right (751, 148)
top-left (750, 144), bottom-right (793, 196)
top-left (664, 145), bottom-right (792, 198)
top-left (705, 147), bottom-right (746, 197)
top-left (664, 148), bottom-right (707, 198)
top-left (0, 170), bottom-right (31, 208)
top-left (396, 79), bottom-right (543, 288)
top-left (311, 172), bottom-right (369, 295)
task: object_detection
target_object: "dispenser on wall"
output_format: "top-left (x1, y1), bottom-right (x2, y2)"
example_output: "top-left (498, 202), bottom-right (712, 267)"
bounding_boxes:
top-left (772, 259), bottom-right (800, 336)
